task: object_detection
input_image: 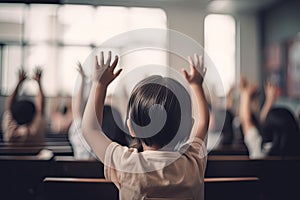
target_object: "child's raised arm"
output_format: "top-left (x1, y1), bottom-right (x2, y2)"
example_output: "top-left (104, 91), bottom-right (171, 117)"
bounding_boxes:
top-left (239, 76), bottom-right (257, 135)
top-left (182, 54), bottom-right (209, 141)
top-left (260, 82), bottom-right (278, 123)
top-left (73, 62), bottom-right (86, 120)
top-left (5, 69), bottom-right (27, 110)
top-left (82, 51), bottom-right (122, 162)
top-left (33, 67), bottom-right (45, 115)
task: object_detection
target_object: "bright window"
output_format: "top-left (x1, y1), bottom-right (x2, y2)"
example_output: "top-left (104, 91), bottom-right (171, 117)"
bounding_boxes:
top-left (204, 14), bottom-right (236, 96)
top-left (0, 4), bottom-right (167, 96)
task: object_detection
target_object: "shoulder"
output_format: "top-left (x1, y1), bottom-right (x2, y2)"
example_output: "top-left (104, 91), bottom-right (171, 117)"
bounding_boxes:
top-left (104, 142), bottom-right (139, 183)
top-left (180, 137), bottom-right (207, 158)
top-left (104, 142), bottom-right (138, 165)
top-left (2, 110), bottom-right (17, 130)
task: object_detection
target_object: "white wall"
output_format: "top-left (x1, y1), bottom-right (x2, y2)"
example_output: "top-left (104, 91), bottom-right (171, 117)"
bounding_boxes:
top-left (237, 13), bottom-right (260, 83)
top-left (164, 5), bottom-right (260, 84)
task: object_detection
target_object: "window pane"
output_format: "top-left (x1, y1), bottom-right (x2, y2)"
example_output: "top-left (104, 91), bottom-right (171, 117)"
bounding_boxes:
top-left (129, 8), bottom-right (167, 29)
top-left (1, 45), bottom-right (22, 94)
top-left (204, 14), bottom-right (236, 96)
top-left (24, 45), bottom-right (57, 96)
top-left (0, 4), bottom-right (24, 42)
top-left (94, 6), bottom-right (128, 46)
top-left (58, 46), bottom-right (91, 95)
top-left (0, 4), bottom-right (168, 98)
top-left (120, 49), bottom-right (168, 95)
top-left (58, 5), bottom-right (95, 45)
top-left (24, 4), bottom-right (58, 43)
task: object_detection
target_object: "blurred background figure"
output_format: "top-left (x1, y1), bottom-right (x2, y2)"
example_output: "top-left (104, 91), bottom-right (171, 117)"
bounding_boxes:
top-left (69, 62), bottom-right (129, 159)
top-left (2, 68), bottom-right (46, 143)
top-left (239, 76), bottom-right (300, 158)
top-left (50, 94), bottom-right (73, 134)
top-left (68, 62), bottom-right (93, 159)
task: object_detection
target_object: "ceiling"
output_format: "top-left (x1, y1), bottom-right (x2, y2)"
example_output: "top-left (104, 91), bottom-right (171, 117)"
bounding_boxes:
top-left (207, 0), bottom-right (283, 13)
top-left (0, 0), bottom-right (283, 13)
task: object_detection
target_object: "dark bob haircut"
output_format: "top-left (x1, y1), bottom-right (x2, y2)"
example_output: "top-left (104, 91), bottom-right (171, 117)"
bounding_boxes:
top-left (263, 107), bottom-right (300, 156)
top-left (127, 75), bottom-right (192, 149)
top-left (11, 100), bottom-right (36, 125)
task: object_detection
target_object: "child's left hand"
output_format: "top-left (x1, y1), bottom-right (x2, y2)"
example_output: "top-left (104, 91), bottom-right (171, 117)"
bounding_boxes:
top-left (182, 54), bottom-right (206, 86)
top-left (94, 51), bottom-right (122, 87)
top-left (33, 67), bottom-right (43, 83)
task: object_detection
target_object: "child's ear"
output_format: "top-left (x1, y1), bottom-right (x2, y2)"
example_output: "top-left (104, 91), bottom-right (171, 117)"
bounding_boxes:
top-left (127, 119), bottom-right (136, 137)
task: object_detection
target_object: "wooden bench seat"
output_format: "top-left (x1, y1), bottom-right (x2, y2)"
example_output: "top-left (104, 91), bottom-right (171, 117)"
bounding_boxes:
top-left (0, 145), bottom-right (73, 156)
top-left (42, 177), bottom-right (259, 200)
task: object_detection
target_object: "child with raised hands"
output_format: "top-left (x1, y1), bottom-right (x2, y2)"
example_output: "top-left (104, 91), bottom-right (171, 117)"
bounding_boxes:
top-left (82, 51), bottom-right (209, 200)
top-left (2, 68), bottom-right (46, 143)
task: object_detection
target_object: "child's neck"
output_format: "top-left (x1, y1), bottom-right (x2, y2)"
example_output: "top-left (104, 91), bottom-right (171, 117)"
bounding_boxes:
top-left (142, 142), bottom-right (159, 151)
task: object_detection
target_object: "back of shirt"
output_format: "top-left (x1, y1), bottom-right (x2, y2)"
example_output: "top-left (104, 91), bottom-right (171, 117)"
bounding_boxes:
top-left (104, 137), bottom-right (207, 200)
top-left (2, 111), bottom-right (45, 143)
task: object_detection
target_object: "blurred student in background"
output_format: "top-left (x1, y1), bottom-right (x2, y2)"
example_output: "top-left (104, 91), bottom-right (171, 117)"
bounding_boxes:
top-left (239, 77), bottom-right (300, 158)
top-left (69, 62), bottom-right (128, 159)
top-left (2, 68), bottom-right (46, 143)
top-left (50, 94), bottom-right (73, 134)
top-left (69, 63), bottom-right (93, 159)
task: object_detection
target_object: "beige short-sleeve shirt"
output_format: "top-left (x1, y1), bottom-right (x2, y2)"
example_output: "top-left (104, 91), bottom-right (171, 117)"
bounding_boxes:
top-left (104, 137), bottom-right (207, 200)
top-left (2, 111), bottom-right (45, 143)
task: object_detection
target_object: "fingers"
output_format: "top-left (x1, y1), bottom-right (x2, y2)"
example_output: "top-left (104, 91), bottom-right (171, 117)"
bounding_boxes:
top-left (95, 56), bottom-right (99, 68)
top-left (19, 68), bottom-right (27, 80)
top-left (98, 51), bottom-right (117, 68)
top-left (199, 55), bottom-right (203, 69)
top-left (110, 56), bottom-right (119, 71)
top-left (188, 56), bottom-right (195, 69)
top-left (100, 51), bottom-right (104, 66)
top-left (77, 61), bottom-right (82, 69)
top-left (203, 67), bottom-right (207, 76)
top-left (106, 51), bottom-right (112, 66)
top-left (182, 69), bottom-right (189, 81)
top-left (240, 76), bottom-right (248, 89)
top-left (33, 66), bottom-right (43, 75)
top-left (114, 68), bottom-right (122, 78)
top-left (194, 53), bottom-right (199, 67)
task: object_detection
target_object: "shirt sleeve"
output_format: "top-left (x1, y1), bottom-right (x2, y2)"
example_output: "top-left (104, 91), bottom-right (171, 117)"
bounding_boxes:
top-left (181, 137), bottom-right (207, 175)
top-left (184, 137), bottom-right (207, 158)
top-left (104, 142), bottom-right (125, 188)
top-left (2, 111), bottom-right (31, 142)
top-left (244, 126), bottom-right (266, 159)
top-left (104, 142), bottom-right (139, 188)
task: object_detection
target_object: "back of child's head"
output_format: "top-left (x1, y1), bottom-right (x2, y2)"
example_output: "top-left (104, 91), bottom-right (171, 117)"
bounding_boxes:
top-left (263, 107), bottom-right (300, 156)
top-left (103, 105), bottom-right (128, 146)
top-left (127, 75), bottom-right (192, 149)
top-left (11, 100), bottom-right (36, 125)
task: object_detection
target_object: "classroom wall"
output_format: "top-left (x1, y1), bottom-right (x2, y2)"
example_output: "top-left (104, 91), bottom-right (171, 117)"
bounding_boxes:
top-left (160, 3), bottom-right (260, 84)
top-left (0, 1), bottom-right (263, 120)
top-left (237, 13), bottom-right (261, 83)
top-left (259, 0), bottom-right (300, 112)
top-left (262, 0), bottom-right (300, 45)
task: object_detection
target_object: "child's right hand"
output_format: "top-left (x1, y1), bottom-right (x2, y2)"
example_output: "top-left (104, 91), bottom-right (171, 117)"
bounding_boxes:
top-left (182, 54), bottom-right (206, 86)
top-left (264, 82), bottom-right (279, 101)
top-left (18, 69), bottom-right (27, 83)
top-left (94, 51), bottom-right (122, 87)
top-left (33, 67), bottom-right (43, 83)
top-left (240, 76), bottom-right (257, 97)
top-left (76, 61), bottom-right (86, 78)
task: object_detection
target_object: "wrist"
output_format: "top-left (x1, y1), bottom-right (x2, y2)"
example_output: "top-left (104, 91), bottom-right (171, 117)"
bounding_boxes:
top-left (265, 98), bottom-right (275, 105)
top-left (17, 81), bottom-right (23, 87)
top-left (190, 82), bottom-right (203, 89)
top-left (93, 81), bottom-right (108, 90)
